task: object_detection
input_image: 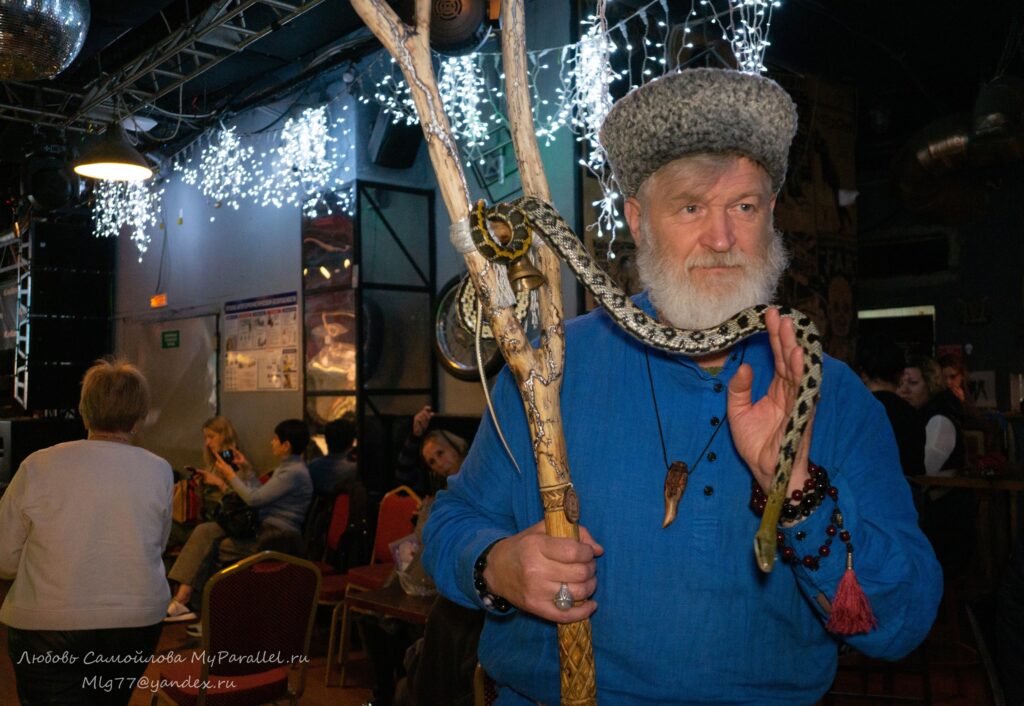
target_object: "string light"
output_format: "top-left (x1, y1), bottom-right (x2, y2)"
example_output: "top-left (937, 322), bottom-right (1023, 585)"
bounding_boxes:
top-left (176, 126), bottom-right (255, 209)
top-left (568, 3), bottom-right (624, 249)
top-left (249, 104), bottom-right (356, 217)
top-left (437, 54), bottom-right (491, 151)
top-left (367, 59), bottom-right (419, 126)
top-left (718, 0), bottom-right (781, 74)
top-left (92, 180), bottom-right (164, 261)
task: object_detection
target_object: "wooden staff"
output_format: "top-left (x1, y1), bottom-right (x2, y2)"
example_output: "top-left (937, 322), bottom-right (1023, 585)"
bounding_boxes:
top-left (348, 1), bottom-right (597, 704)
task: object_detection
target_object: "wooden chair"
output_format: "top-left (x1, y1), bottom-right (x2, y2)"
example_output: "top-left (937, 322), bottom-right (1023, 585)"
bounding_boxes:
top-left (151, 551), bottom-right (321, 706)
top-left (327, 484), bottom-right (420, 687)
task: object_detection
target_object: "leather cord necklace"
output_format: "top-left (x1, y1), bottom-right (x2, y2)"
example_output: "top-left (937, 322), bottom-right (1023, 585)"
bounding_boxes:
top-left (645, 342), bottom-right (747, 528)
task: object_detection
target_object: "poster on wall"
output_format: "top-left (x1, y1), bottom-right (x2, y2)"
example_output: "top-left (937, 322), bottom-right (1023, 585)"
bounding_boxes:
top-left (223, 292), bottom-right (300, 392)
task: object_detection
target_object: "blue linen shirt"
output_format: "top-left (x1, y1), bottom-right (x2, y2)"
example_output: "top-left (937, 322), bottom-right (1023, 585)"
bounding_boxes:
top-left (423, 293), bottom-right (942, 706)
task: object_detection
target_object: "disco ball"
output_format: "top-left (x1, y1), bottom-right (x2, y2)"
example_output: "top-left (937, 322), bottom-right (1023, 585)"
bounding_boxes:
top-left (0, 0), bottom-right (91, 81)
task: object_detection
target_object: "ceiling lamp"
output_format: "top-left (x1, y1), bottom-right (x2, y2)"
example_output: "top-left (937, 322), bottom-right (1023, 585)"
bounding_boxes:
top-left (0, 0), bottom-right (91, 81)
top-left (74, 124), bottom-right (153, 181)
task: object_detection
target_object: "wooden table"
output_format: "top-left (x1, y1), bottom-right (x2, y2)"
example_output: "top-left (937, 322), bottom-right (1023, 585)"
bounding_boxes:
top-left (345, 582), bottom-right (437, 624)
top-left (911, 473), bottom-right (1024, 590)
top-left (910, 473), bottom-right (1024, 547)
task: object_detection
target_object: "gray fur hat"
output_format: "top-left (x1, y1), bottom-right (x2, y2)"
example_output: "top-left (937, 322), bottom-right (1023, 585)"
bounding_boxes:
top-left (599, 68), bottom-right (798, 197)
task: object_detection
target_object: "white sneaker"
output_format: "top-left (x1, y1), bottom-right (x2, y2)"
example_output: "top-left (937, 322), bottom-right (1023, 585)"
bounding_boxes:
top-left (164, 599), bottom-right (197, 623)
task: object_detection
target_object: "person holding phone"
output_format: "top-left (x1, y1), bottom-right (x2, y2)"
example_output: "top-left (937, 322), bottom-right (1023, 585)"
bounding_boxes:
top-left (164, 419), bottom-right (312, 624)
top-left (166, 416), bottom-right (252, 549)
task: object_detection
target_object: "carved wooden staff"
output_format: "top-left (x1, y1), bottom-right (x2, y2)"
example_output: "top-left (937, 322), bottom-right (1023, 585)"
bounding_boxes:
top-left (348, 1), bottom-right (597, 703)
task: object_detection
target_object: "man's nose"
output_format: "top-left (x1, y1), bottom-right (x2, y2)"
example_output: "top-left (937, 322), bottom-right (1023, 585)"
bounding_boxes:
top-left (699, 209), bottom-right (735, 252)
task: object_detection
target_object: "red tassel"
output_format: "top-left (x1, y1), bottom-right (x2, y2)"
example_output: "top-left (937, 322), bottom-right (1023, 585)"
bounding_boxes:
top-left (826, 549), bottom-right (877, 635)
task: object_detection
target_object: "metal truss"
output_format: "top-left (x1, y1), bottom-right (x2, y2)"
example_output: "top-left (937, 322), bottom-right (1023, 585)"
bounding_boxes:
top-left (13, 222), bottom-right (30, 409)
top-left (0, 0), bottom-right (327, 133)
top-left (0, 232), bottom-right (21, 276)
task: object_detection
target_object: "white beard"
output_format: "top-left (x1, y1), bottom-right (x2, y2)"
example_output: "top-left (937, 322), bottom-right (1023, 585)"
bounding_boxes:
top-left (635, 223), bottom-right (790, 330)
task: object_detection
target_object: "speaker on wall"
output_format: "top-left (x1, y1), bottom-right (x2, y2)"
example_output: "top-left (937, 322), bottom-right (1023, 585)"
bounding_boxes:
top-left (394, 0), bottom-right (491, 55)
top-left (19, 220), bottom-right (114, 411)
top-left (32, 220), bottom-right (115, 271)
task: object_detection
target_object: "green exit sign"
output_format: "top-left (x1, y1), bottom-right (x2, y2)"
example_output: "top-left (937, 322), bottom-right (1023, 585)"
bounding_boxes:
top-left (161, 330), bottom-right (180, 349)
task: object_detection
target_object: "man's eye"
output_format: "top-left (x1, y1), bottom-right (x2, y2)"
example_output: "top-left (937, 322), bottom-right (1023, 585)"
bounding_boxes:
top-left (737, 203), bottom-right (755, 212)
top-left (683, 205), bottom-right (699, 214)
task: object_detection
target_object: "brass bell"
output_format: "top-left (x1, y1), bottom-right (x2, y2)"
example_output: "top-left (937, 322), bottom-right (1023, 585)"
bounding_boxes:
top-left (507, 255), bottom-right (546, 292)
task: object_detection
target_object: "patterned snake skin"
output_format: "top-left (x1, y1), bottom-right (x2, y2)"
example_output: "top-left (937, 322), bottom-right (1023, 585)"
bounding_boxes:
top-left (487, 196), bottom-right (824, 572)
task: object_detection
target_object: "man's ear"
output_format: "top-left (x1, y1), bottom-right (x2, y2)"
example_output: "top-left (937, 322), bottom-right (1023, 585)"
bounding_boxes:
top-left (624, 197), bottom-right (643, 246)
top-left (769, 192), bottom-right (778, 212)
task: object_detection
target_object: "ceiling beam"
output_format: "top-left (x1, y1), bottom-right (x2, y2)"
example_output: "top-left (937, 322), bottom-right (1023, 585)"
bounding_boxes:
top-left (64, 0), bottom-right (329, 131)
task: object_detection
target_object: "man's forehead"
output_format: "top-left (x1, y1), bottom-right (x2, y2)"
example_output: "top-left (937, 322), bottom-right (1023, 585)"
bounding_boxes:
top-left (645, 154), bottom-right (773, 198)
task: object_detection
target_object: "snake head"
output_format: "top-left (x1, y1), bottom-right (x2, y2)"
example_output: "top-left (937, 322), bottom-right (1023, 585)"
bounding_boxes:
top-left (754, 532), bottom-right (777, 573)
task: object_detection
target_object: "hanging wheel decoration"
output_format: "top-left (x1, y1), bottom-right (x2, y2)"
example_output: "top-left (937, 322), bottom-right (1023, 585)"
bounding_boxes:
top-left (434, 274), bottom-right (537, 380)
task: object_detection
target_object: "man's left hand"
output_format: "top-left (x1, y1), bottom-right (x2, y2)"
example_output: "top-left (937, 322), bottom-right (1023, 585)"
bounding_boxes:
top-left (726, 308), bottom-right (813, 495)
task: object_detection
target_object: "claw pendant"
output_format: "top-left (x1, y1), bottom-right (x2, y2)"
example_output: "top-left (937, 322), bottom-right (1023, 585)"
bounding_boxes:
top-left (662, 461), bottom-right (689, 528)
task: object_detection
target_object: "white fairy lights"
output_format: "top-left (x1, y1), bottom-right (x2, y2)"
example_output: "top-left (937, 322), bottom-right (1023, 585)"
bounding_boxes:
top-left (711, 0), bottom-right (782, 74)
top-left (370, 61), bottom-right (419, 126)
top-left (253, 105), bottom-right (334, 211)
top-left (169, 101), bottom-right (356, 223)
top-left (437, 54), bottom-right (492, 151)
top-left (92, 179), bottom-right (164, 261)
top-left (177, 126), bottom-right (255, 209)
top-left (567, 3), bottom-right (625, 248)
top-left (251, 105), bottom-right (356, 217)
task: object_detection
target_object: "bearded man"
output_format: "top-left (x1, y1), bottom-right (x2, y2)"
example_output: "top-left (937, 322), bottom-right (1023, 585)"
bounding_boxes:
top-left (423, 68), bottom-right (941, 705)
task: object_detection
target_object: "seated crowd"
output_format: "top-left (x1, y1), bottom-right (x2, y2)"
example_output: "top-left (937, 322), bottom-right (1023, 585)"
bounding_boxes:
top-left (0, 359), bottom-right (475, 705)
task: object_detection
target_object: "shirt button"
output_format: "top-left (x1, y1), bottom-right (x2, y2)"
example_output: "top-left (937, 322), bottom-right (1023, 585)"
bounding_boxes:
top-left (707, 452), bottom-right (717, 462)
top-left (710, 416), bottom-right (720, 427)
top-left (703, 485), bottom-right (714, 496)
top-left (713, 382), bottom-right (723, 392)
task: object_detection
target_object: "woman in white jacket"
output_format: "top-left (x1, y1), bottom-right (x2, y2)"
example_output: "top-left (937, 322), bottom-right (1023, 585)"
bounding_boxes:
top-left (0, 360), bottom-right (173, 706)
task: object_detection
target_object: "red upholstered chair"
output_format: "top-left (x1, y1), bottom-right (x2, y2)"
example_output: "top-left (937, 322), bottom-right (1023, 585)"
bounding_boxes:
top-left (151, 551), bottom-right (321, 706)
top-left (348, 484), bottom-right (421, 587)
top-left (314, 493), bottom-right (350, 577)
top-left (327, 484), bottom-right (420, 687)
top-left (317, 492), bottom-right (354, 687)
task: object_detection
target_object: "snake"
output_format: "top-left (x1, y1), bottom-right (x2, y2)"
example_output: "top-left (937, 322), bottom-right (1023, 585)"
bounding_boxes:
top-left (468, 196), bottom-right (823, 573)
top-left (470, 198), bottom-right (533, 263)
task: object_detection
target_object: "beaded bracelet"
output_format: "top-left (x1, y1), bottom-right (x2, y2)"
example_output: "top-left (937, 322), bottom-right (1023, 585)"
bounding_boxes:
top-left (775, 503), bottom-right (853, 570)
top-left (748, 462), bottom-right (836, 521)
top-left (473, 540), bottom-right (512, 613)
top-left (749, 462), bottom-right (852, 571)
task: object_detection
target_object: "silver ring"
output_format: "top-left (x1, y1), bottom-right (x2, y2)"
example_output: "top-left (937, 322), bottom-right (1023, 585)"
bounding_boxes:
top-left (553, 582), bottom-right (573, 611)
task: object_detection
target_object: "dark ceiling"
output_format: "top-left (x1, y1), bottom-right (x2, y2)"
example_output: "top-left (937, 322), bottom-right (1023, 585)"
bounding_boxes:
top-left (0, 0), bottom-right (1022, 199)
top-left (769, 0), bottom-right (1024, 170)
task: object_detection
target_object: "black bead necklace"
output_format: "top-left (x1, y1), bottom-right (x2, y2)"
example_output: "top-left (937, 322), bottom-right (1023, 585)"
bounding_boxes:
top-left (644, 342), bottom-right (747, 528)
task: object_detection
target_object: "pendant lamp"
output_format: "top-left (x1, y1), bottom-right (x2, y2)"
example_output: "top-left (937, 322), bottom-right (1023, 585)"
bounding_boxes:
top-left (73, 124), bottom-right (153, 181)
